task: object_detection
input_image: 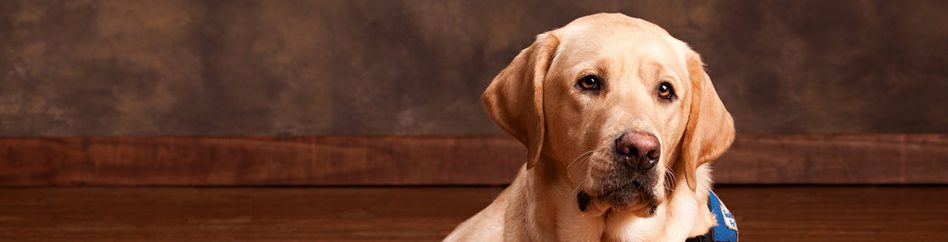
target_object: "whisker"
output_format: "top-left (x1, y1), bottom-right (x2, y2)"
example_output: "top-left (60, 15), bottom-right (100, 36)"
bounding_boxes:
top-left (570, 156), bottom-right (598, 196)
top-left (565, 150), bottom-right (596, 183)
top-left (664, 170), bottom-right (676, 193)
top-left (567, 150), bottom-right (596, 170)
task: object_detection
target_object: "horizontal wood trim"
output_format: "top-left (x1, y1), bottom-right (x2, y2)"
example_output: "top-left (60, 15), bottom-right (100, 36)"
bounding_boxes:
top-left (0, 136), bottom-right (524, 186)
top-left (716, 134), bottom-right (948, 184)
top-left (0, 134), bottom-right (945, 186)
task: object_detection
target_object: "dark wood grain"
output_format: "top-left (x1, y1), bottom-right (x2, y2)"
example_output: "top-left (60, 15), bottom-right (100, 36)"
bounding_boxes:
top-left (0, 186), bottom-right (944, 242)
top-left (719, 186), bottom-right (948, 242)
top-left (715, 133), bottom-right (948, 184)
top-left (1, 134), bottom-right (946, 186)
top-left (0, 136), bottom-right (524, 186)
top-left (0, 187), bottom-right (497, 242)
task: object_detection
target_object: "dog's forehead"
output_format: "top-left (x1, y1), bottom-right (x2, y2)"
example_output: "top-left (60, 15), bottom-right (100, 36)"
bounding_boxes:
top-left (553, 14), bottom-right (687, 69)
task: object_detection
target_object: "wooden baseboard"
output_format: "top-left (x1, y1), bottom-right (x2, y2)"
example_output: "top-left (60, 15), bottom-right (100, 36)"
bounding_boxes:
top-left (717, 134), bottom-right (947, 184)
top-left (0, 134), bottom-right (945, 186)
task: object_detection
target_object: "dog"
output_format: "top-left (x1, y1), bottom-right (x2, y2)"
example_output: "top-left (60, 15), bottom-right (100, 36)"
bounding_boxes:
top-left (444, 13), bottom-right (736, 242)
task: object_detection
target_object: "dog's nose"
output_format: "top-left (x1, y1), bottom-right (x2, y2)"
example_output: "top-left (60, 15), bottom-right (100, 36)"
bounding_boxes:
top-left (615, 131), bottom-right (660, 170)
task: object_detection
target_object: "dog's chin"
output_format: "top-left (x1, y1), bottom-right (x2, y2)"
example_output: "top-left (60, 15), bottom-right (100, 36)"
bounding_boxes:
top-left (605, 183), bottom-right (660, 216)
top-left (608, 188), bottom-right (659, 217)
top-left (581, 183), bottom-right (660, 218)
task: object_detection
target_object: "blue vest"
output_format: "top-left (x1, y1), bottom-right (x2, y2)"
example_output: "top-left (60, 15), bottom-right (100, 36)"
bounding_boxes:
top-left (686, 190), bottom-right (739, 242)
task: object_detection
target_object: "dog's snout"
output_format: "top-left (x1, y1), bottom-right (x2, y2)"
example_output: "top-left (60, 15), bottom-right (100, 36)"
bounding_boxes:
top-left (614, 131), bottom-right (660, 170)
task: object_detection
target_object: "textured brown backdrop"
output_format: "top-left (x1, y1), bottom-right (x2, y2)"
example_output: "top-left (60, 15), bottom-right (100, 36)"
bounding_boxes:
top-left (1, 0), bottom-right (946, 136)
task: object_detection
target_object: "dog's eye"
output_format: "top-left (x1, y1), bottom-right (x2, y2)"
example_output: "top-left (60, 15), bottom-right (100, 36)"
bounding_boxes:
top-left (657, 82), bottom-right (675, 100)
top-left (577, 75), bottom-right (601, 91)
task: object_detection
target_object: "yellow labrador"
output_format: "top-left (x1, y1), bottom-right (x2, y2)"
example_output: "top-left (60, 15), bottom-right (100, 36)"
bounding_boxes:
top-left (445, 13), bottom-right (735, 242)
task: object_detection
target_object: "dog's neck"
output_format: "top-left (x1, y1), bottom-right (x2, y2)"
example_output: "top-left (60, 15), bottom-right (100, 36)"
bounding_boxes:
top-left (507, 160), bottom-right (716, 242)
top-left (506, 161), bottom-right (603, 241)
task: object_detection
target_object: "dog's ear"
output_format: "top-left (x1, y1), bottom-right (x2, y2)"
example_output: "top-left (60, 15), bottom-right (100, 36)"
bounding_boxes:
top-left (680, 50), bottom-right (735, 191)
top-left (482, 33), bottom-right (559, 170)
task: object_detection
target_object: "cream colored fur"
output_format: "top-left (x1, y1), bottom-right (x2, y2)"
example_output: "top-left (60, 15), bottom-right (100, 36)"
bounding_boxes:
top-left (446, 13), bottom-right (734, 242)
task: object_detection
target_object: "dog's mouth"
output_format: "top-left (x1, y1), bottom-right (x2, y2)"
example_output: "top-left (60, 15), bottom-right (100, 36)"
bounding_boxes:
top-left (578, 181), bottom-right (659, 217)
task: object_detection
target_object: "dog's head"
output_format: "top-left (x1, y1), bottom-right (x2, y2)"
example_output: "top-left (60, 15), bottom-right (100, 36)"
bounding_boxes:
top-left (483, 13), bottom-right (734, 217)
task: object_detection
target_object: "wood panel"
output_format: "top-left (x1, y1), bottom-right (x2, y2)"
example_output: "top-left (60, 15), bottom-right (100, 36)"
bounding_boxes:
top-left (716, 134), bottom-right (948, 184)
top-left (0, 134), bottom-right (945, 186)
top-left (0, 136), bottom-right (524, 186)
top-left (0, 186), bottom-right (945, 241)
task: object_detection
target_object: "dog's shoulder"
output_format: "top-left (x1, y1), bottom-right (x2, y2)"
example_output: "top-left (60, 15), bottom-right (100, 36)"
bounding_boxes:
top-left (443, 186), bottom-right (512, 242)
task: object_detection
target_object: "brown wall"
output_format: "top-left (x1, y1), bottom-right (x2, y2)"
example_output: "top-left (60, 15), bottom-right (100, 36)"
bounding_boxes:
top-left (1, 0), bottom-right (946, 136)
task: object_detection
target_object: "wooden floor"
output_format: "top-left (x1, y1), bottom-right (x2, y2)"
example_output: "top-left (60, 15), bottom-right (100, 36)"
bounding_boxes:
top-left (0, 186), bottom-right (945, 241)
